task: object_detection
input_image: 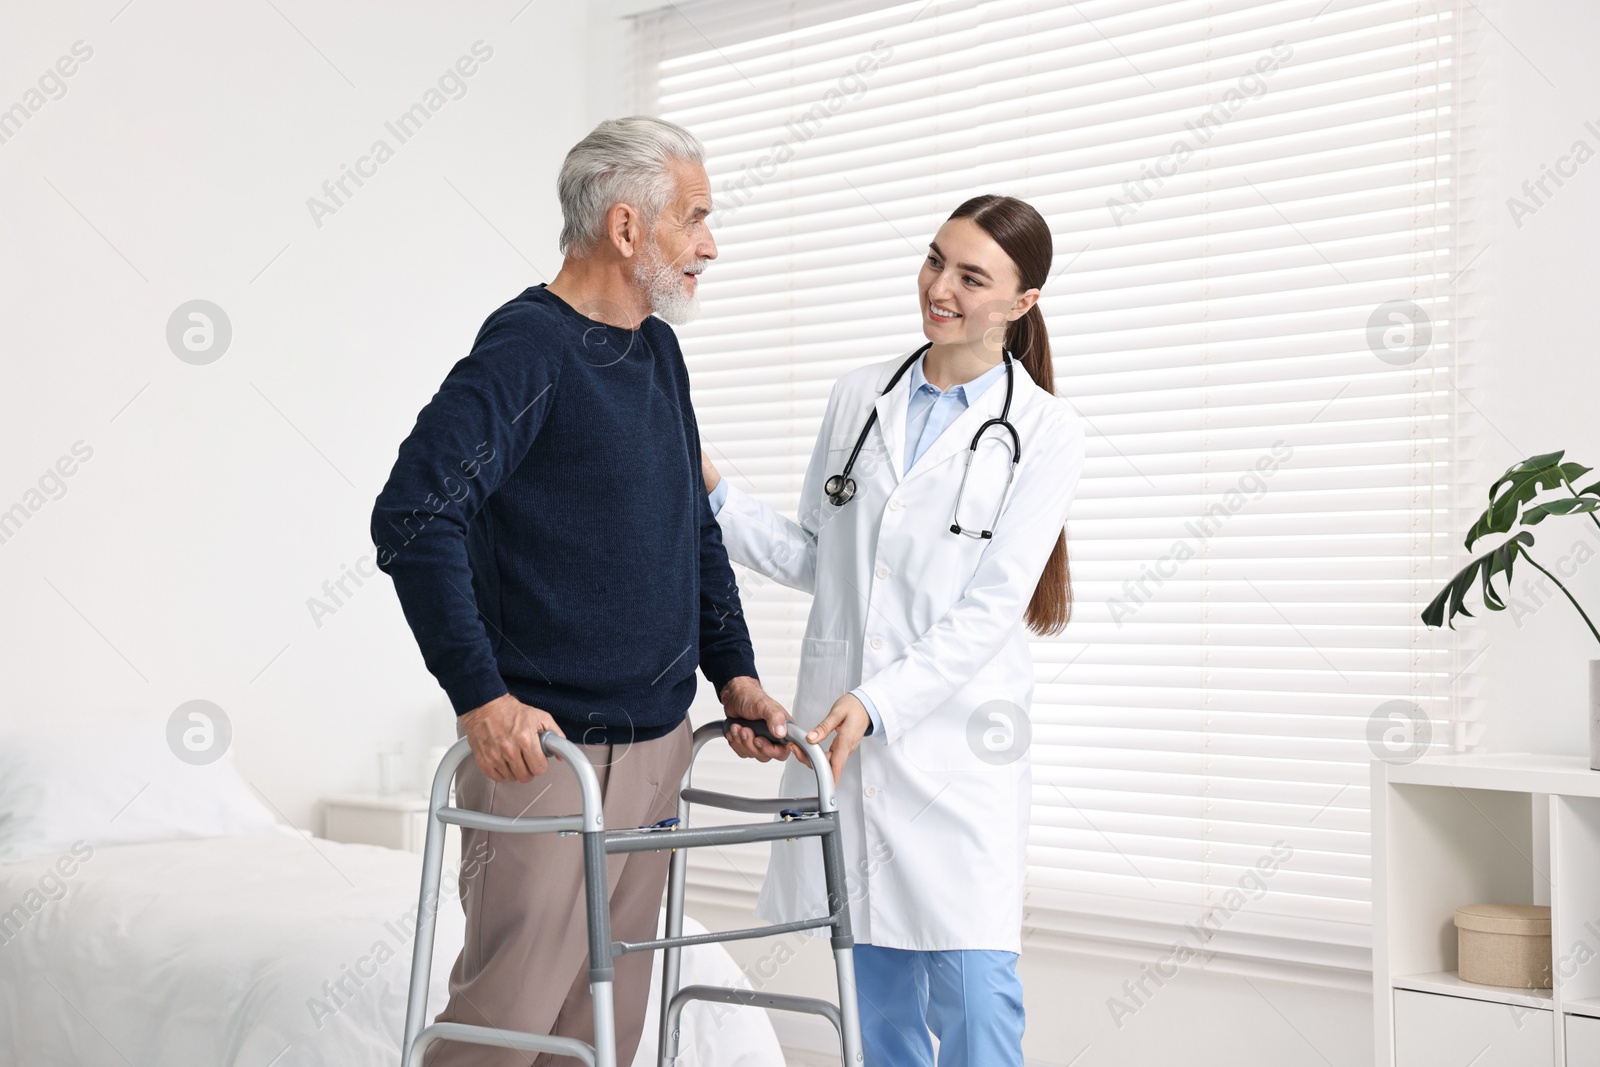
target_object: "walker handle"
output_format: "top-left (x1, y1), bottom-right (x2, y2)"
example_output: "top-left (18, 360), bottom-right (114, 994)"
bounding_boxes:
top-left (716, 716), bottom-right (838, 812)
top-left (720, 716), bottom-right (792, 747)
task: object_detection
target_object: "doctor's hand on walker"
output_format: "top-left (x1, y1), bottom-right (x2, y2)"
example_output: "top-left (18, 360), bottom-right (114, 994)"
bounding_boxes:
top-left (803, 694), bottom-right (871, 785)
top-left (724, 685), bottom-right (869, 785)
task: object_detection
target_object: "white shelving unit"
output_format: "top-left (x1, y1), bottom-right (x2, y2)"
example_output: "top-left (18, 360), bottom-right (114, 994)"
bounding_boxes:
top-left (1374, 753), bottom-right (1600, 1067)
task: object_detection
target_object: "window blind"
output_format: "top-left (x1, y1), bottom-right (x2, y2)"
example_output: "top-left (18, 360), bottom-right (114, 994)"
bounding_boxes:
top-left (635, 0), bottom-right (1463, 982)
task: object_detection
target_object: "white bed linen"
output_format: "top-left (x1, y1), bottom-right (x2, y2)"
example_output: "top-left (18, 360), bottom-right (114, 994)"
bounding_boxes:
top-left (0, 716), bottom-right (289, 863)
top-left (0, 834), bottom-right (783, 1066)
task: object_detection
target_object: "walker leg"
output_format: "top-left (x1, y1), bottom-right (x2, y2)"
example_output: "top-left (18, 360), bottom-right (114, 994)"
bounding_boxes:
top-left (591, 980), bottom-right (618, 1067)
top-left (658, 845), bottom-right (688, 1066)
top-left (662, 987), bottom-right (690, 1067)
top-left (818, 815), bottom-right (863, 1065)
top-left (583, 828), bottom-right (617, 1067)
top-left (832, 946), bottom-right (863, 1066)
top-left (401, 786), bottom-right (452, 1067)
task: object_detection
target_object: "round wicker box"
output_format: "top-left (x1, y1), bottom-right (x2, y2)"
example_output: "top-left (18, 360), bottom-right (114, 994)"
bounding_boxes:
top-left (1454, 903), bottom-right (1552, 989)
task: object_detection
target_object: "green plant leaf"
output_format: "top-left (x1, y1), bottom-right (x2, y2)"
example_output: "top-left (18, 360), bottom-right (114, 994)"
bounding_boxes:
top-left (1522, 497), bottom-right (1600, 525)
top-left (1421, 531), bottom-right (1535, 630)
top-left (1465, 452), bottom-right (1593, 549)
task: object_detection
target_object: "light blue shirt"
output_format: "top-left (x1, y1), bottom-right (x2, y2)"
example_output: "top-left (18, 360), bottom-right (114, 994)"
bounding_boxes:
top-left (707, 352), bottom-right (1008, 738)
top-left (900, 353), bottom-right (1008, 474)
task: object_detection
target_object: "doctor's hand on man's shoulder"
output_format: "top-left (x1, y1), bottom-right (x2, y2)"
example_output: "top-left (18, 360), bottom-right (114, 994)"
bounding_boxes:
top-left (459, 693), bottom-right (567, 783)
top-left (700, 449), bottom-right (722, 494)
top-left (721, 676), bottom-right (793, 763)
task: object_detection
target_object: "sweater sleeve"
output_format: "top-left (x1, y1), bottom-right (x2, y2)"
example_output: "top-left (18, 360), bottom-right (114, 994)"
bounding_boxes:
top-left (684, 399), bottom-right (759, 698)
top-left (370, 306), bottom-right (563, 715)
top-left (696, 475), bottom-right (761, 695)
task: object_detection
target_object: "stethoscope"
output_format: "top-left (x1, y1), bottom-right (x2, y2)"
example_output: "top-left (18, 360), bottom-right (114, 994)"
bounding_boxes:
top-left (824, 342), bottom-right (1021, 539)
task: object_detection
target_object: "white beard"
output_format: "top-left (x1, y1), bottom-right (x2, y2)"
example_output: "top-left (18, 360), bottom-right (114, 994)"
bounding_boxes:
top-left (634, 238), bottom-right (704, 325)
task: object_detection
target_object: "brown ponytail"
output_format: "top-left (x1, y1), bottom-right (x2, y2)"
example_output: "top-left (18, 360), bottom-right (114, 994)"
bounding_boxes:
top-left (948, 195), bottom-right (1072, 636)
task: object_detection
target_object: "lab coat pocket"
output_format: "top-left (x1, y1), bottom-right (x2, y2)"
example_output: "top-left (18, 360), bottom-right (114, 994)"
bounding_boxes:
top-left (792, 638), bottom-right (850, 732)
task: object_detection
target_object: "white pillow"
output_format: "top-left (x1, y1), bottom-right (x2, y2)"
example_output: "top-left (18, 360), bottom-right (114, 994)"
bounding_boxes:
top-left (0, 713), bottom-right (286, 863)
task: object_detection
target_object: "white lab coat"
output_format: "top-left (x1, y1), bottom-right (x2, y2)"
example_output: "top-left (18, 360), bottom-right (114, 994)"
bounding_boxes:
top-left (714, 350), bottom-right (1085, 953)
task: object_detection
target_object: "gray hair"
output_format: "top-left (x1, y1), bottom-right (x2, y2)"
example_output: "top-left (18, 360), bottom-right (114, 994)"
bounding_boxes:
top-left (557, 116), bottom-right (705, 256)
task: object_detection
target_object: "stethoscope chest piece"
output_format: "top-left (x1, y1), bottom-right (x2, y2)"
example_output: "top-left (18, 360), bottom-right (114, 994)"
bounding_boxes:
top-left (824, 473), bottom-right (857, 507)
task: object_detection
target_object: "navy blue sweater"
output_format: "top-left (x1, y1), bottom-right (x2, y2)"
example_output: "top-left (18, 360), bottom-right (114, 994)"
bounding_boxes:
top-left (370, 284), bottom-right (758, 743)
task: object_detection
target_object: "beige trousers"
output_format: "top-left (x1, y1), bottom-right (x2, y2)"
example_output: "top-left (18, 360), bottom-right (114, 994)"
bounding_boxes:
top-left (424, 717), bottom-right (693, 1067)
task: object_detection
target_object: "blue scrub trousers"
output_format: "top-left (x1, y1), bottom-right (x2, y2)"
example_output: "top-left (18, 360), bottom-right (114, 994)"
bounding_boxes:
top-left (852, 943), bottom-right (1025, 1067)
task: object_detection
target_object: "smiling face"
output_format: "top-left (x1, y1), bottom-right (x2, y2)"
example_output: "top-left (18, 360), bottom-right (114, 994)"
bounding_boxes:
top-left (633, 158), bottom-right (717, 324)
top-left (918, 216), bottom-right (1039, 349)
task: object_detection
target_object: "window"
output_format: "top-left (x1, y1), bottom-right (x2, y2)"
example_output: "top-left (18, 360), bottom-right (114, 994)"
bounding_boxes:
top-left (637, 0), bottom-right (1461, 981)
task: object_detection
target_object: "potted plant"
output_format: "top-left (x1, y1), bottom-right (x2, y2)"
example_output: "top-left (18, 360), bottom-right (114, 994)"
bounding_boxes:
top-left (1422, 451), bottom-right (1600, 768)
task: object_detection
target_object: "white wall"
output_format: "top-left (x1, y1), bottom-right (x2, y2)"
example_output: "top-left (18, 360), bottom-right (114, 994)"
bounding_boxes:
top-left (0, 1), bottom-right (591, 826)
top-left (1469, 3), bottom-right (1600, 756)
top-left (2, 2), bottom-right (1594, 1066)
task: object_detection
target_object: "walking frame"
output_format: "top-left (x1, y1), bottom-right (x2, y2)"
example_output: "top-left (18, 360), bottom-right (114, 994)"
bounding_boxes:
top-left (400, 718), bottom-right (865, 1067)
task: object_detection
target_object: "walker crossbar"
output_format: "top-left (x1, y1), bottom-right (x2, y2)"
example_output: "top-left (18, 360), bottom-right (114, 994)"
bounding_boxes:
top-left (676, 787), bottom-right (820, 814)
top-left (615, 912), bottom-right (837, 956)
top-left (603, 818), bottom-right (833, 853)
top-left (407, 1021), bottom-right (599, 1066)
top-left (666, 984), bottom-right (844, 1036)
top-left (434, 809), bottom-right (583, 834)
top-left (400, 717), bottom-right (864, 1067)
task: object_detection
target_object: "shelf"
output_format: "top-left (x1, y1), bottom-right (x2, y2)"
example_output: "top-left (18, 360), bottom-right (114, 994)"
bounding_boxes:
top-left (1393, 970), bottom-right (1553, 1010)
top-left (1376, 756), bottom-right (1600, 1064)
top-left (1385, 752), bottom-right (1600, 796)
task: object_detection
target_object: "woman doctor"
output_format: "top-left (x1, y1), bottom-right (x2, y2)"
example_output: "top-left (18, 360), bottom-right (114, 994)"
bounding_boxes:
top-left (705, 194), bottom-right (1084, 1067)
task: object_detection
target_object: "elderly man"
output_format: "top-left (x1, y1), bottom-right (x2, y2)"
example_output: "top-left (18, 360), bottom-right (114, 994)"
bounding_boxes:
top-left (371, 116), bottom-right (789, 1067)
